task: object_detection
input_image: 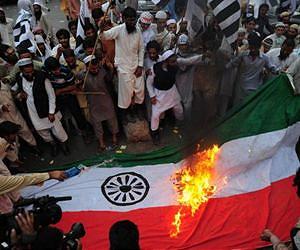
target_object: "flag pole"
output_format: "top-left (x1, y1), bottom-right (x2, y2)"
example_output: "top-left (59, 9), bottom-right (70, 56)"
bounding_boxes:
top-left (82, 0), bottom-right (113, 90)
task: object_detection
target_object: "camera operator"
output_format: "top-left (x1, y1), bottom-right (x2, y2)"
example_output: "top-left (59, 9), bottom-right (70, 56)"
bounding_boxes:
top-left (5, 211), bottom-right (83, 250)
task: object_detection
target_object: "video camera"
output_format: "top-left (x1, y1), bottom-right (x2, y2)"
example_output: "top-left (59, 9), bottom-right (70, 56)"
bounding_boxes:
top-left (63, 222), bottom-right (86, 250)
top-left (0, 195), bottom-right (71, 249)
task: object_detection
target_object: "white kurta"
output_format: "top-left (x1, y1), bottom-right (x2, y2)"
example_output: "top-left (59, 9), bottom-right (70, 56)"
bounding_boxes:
top-left (0, 18), bottom-right (13, 46)
top-left (266, 48), bottom-right (298, 72)
top-left (12, 76), bottom-right (60, 131)
top-left (102, 23), bottom-right (144, 74)
top-left (102, 23), bottom-right (145, 108)
top-left (147, 67), bottom-right (182, 130)
top-left (139, 24), bottom-right (157, 48)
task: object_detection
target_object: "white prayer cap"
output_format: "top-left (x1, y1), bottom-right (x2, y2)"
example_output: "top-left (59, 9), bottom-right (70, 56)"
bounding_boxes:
top-left (166, 19), bottom-right (176, 26)
top-left (238, 27), bottom-right (246, 34)
top-left (83, 55), bottom-right (96, 64)
top-left (177, 34), bottom-right (189, 45)
top-left (17, 58), bottom-right (33, 67)
top-left (161, 50), bottom-right (175, 61)
top-left (35, 34), bottom-right (44, 44)
top-left (155, 10), bottom-right (167, 20)
top-left (275, 22), bottom-right (285, 28)
top-left (33, 0), bottom-right (42, 6)
top-left (140, 11), bottom-right (153, 24)
top-left (0, 7), bottom-right (4, 12)
top-left (17, 0), bottom-right (32, 12)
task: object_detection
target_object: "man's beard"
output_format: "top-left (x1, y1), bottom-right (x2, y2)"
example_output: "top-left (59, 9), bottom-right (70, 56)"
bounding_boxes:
top-left (7, 55), bottom-right (18, 65)
top-left (278, 51), bottom-right (289, 61)
top-left (23, 74), bottom-right (34, 82)
top-left (0, 16), bottom-right (6, 24)
top-left (126, 24), bottom-right (136, 34)
top-left (34, 11), bottom-right (42, 21)
top-left (286, 33), bottom-right (296, 39)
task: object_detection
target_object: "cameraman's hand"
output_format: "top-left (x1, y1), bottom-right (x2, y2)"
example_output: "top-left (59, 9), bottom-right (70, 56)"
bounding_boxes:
top-left (15, 211), bottom-right (35, 236)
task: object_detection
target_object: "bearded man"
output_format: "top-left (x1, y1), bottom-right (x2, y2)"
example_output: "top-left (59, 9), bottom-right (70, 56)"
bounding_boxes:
top-left (0, 8), bottom-right (13, 46)
top-left (31, 1), bottom-right (55, 46)
top-left (100, 7), bottom-right (144, 124)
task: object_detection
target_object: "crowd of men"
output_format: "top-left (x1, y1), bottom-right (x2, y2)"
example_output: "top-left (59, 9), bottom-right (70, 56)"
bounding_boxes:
top-left (1, 0), bottom-right (300, 248)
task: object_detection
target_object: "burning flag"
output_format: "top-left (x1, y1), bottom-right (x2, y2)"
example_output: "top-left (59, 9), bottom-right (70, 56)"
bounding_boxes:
top-left (170, 145), bottom-right (220, 237)
top-left (22, 74), bottom-right (300, 249)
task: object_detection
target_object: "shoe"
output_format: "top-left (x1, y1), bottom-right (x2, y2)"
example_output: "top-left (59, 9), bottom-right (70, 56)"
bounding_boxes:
top-left (151, 130), bottom-right (160, 145)
top-left (61, 142), bottom-right (70, 155)
top-left (50, 142), bottom-right (59, 157)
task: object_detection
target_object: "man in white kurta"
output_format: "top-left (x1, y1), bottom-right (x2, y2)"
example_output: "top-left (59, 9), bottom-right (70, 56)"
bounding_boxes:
top-left (138, 11), bottom-right (157, 49)
top-left (266, 39), bottom-right (297, 72)
top-left (11, 58), bottom-right (68, 155)
top-left (101, 7), bottom-right (145, 123)
top-left (0, 8), bottom-right (13, 46)
top-left (146, 50), bottom-right (183, 144)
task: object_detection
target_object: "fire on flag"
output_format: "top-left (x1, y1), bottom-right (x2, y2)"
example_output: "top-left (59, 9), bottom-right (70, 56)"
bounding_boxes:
top-left (170, 145), bottom-right (221, 237)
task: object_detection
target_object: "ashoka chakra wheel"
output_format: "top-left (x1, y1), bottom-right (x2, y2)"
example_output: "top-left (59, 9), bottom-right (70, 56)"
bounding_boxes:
top-left (101, 172), bottom-right (150, 206)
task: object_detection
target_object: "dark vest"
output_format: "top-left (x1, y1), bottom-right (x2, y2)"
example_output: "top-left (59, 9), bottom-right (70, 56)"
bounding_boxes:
top-left (153, 62), bottom-right (177, 91)
top-left (17, 70), bottom-right (51, 119)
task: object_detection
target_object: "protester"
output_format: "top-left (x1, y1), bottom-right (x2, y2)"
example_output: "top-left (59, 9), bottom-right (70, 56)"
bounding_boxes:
top-left (3, 46), bottom-right (44, 85)
top-left (100, 7), bottom-right (145, 125)
top-left (12, 58), bottom-right (69, 156)
top-left (35, 34), bottom-right (52, 63)
top-left (265, 22), bottom-right (286, 49)
top-left (245, 16), bottom-right (257, 37)
top-left (0, 8), bottom-right (13, 46)
top-left (146, 50), bottom-right (184, 145)
top-left (0, 170), bottom-right (66, 195)
top-left (261, 38), bottom-right (273, 53)
top-left (31, 1), bottom-right (55, 47)
top-left (68, 20), bottom-right (78, 49)
top-left (154, 10), bottom-right (174, 51)
top-left (266, 38), bottom-right (297, 73)
top-left (82, 55), bottom-right (118, 151)
top-left (44, 56), bottom-right (90, 144)
top-left (226, 32), bottom-right (277, 104)
top-left (138, 11), bottom-right (156, 48)
top-left (176, 34), bottom-right (211, 120)
top-left (166, 19), bottom-right (177, 34)
top-left (52, 28), bottom-right (73, 65)
top-left (255, 3), bottom-right (273, 38)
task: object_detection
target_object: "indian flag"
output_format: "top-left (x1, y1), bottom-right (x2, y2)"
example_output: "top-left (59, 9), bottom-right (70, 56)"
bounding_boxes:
top-left (22, 74), bottom-right (300, 249)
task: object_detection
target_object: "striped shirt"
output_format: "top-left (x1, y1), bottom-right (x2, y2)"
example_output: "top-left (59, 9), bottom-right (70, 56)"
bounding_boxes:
top-left (47, 65), bottom-right (75, 90)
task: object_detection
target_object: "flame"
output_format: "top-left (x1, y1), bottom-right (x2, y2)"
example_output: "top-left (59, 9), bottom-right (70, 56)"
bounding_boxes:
top-left (170, 145), bottom-right (220, 237)
top-left (170, 208), bottom-right (183, 237)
